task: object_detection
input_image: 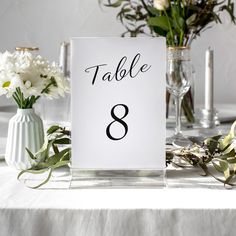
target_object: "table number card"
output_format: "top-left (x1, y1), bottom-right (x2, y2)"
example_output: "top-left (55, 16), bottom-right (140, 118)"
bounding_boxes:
top-left (71, 37), bottom-right (166, 172)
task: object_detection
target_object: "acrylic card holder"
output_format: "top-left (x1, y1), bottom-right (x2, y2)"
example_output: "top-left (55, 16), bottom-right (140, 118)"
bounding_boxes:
top-left (70, 37), bottom-right (166, 188)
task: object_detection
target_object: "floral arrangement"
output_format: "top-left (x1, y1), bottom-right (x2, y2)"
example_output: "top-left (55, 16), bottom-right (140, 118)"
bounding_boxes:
top-left (100, 0), bottom-right (235, 46)
top-left (0, 51), bottom-right (69, 109)
top-left (100, 0), bottom-right (235, 123)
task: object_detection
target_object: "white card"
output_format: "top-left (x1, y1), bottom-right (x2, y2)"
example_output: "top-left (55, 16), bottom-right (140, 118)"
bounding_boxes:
top-left (71, 37), bottom-right (166, 169)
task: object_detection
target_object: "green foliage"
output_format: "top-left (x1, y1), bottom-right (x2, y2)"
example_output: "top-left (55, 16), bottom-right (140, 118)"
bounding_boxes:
top-left (100, 0), bottom-right (236, 46)
top-left (17, 126), bottom-right (71, 188)
top-left (168, 121), bottom-right (236, 187)
top-left (18, 121), bottom-right (236, 188)
top-left (12, 87), bottom-right (40, 109)
top-left (148, 16), bottom-right (170, 31)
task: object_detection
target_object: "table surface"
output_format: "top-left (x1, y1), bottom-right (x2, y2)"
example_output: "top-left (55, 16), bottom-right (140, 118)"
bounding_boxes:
top-left (1, 106), bottom-right (236, 236)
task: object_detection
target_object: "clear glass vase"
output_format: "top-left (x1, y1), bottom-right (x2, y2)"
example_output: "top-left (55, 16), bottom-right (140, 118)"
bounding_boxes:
top-left (166, 47), bottom-right (195, 129)
top-left (166, 46), bottom-right (193, 147)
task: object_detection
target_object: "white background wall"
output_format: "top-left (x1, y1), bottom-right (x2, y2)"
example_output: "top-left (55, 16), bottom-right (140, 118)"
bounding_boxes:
top-left (0, 0), bottom-right (236, 106)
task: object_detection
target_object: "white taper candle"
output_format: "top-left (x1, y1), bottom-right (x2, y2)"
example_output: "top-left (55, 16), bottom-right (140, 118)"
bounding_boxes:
top-left (59, 42), bottom-right (69, 77)
top-left (205, 47), bottom-right (214, 111)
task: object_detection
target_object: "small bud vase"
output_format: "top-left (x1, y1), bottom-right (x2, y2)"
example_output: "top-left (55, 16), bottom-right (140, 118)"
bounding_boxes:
top-left (5, 108), bottom-right (44, 170)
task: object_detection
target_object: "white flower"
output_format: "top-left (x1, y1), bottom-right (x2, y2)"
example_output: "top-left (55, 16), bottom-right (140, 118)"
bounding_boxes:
top-left (0, 51), bottom-right (17, 72)
top-left (16, 70), bottom-right (45, 98)
top-left (43, 62), bottom-right (70, 99)
top-left (153, 0), bottom-right (169, 11)
top-left (0, 71), bottom-right (20, 97)
top-left (0, 50), bottom-right (69, 106)
top-left (9, 51), bottom-right (48, 98)
top-left (14, 51), bottom-right (33, 70)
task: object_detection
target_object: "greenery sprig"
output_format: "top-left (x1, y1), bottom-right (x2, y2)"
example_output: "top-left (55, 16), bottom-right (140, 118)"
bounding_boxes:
top-left (167, 121), bottom-right (236, 187)
top-left (18, 121), bottom-right (236, 188)
top-left (17, 126), bottom-right (71, 189)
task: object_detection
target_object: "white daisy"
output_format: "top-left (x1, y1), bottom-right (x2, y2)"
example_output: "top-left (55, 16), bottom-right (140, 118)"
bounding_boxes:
top-left (0, 71), bottom-right (20, 97)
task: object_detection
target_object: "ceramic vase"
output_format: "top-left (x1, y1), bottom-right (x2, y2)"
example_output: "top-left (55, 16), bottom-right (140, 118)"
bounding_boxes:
top-left (5, 108), bottom-right (44, 170)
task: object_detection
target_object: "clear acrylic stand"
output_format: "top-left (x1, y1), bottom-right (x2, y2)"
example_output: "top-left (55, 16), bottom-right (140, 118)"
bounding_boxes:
top-left (70, 169), bottom-right (166, 189)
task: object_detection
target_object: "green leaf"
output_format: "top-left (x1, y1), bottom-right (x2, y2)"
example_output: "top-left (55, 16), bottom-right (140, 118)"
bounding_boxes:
top-left (219, 120), bottom-right (236, 151)
top-left (35, 162), bottom-right (52, 169)
top-left (173, 17), bottom-right (185, 33)
top-left (148, 16), bottom-right (170, 31)
top-left (25, 147), bottom-right (37, 160)
top-left (60, 150), bottom-right (71, 161)
top-left (204, 138), bottom-right (218, 155)
top-left (186, 14), bottom-right (197, 26)
top-left (228, 148), bottom-right (236, 157)
top-left (45, 148), bottom-right (71, 166)
top-left (212, 158), bottom-right (230, 179)
top-left (17, 167), bottom-right (50, 180)
top-left (227, 157), bottom-right (236, 164)
top-left (30, 169), bottom-right (53, 189)
top-left (203, 135), bottom-right (222, 155)
top-left (224, 174), bottom-right (235, 187)
top-left (219, 159), bottom-right (230, 179)
top-left (211, 135), bottom-right (222, 141)
top-left (171, 5), bottom-right (179, 17)
top-left (40, 139), bottom-right (55, 161)
top-left (212, 161), bottom-right (223, 173)
top-left (147, 6), bottom-right (161, 16)
top-left (47, 125), bottom-right (60, 135)
top-left (53, 138), bottom-right (71, 145)
top-left (222, 143), bottom-right (236, 155)
top-left (170, 5), bottom-right (185, 32)
top-left (152, 26), bottom-right (167, 37)
top-left (52, 144), bottom-right (59, 154)
top-left (51, 160), bottom-right (70, 170)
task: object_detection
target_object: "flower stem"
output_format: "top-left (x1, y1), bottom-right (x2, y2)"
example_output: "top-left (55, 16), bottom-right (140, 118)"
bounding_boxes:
top-left (164, 10), bottom-right (175, 45)
top-left (12, 87), bottom-right (40, 109)
top-left (12, 94), bottom-right (21, 108)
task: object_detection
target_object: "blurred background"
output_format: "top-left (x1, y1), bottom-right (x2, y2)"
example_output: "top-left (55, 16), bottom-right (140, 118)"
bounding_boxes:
top-left (0, 0), bottom-right (236, 107)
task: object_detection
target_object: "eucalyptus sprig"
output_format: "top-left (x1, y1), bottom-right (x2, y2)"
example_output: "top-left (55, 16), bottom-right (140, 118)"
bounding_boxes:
top-left (17, 125), bottom-right (71, 189)
top-left (167, 121), bottom-right (236, 187)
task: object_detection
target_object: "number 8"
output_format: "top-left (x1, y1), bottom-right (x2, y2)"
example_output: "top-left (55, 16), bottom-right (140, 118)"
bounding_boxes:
top-left (106, 104), bottom-right (129, 141)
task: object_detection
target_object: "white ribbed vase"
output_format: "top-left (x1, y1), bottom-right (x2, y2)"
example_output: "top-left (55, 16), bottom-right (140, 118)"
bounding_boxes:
top-left (5, 108), bottom-right (44, 170)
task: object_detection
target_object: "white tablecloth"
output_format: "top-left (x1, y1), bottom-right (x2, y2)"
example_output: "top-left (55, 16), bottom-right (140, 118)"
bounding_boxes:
top-left (1, 162), bottom-right (236, 236)
top-left (1, 107), bottom-right (236, 236)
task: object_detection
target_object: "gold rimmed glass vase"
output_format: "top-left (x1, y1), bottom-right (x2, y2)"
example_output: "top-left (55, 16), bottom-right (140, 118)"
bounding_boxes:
top-left (166, 46), bottom-right (193, 147)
